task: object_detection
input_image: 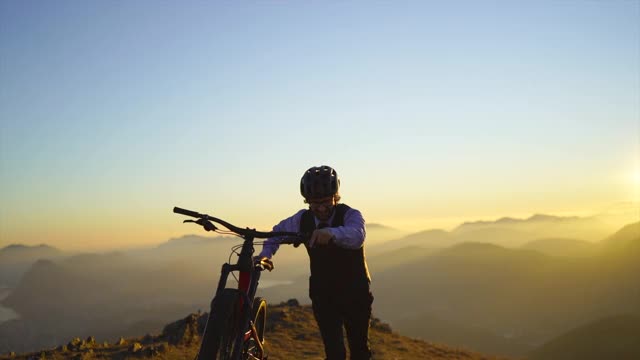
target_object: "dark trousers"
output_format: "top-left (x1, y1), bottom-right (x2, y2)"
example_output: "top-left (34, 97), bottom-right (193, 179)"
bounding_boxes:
top-left (310, 281), bottom-right (374, 360)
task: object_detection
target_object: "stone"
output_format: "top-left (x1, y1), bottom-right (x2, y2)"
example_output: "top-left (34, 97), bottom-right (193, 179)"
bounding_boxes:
top-left (286, 298), bottom-right (300, 307)
top-left (129, 342), bottom-right (143, 353)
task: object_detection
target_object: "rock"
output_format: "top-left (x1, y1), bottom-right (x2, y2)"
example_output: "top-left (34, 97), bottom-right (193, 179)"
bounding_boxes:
top-left (162, 313), bottom-right (200, 345)
top-left (68, 337), bottom-right (83, 350)
top-left (269, 309), bottom-right (289, 321)
top-left (197, 312), bottom-right (208, 333)
top-left (157, 343), bottom-right (169, 352)
top-left (371, 317), bottom-right (393, 333)
top-left (85, 336), bottom-right (96, 347)
top-left (129, 342), bottom-right (143, 353)
top-left (286, 299), bottom-right (300, 307)
top-left (70, 349), bottom-right (93, 360)
top-left (144, 345), bottom-right (161, 357)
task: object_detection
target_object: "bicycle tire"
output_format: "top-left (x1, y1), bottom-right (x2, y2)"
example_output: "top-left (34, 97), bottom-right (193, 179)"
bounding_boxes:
top-left (198, 288), bottom-right (241, 360)
top-left (245, 297), bottom-right (267, 358)
top-left (252, 297), bottom-right (267, 344)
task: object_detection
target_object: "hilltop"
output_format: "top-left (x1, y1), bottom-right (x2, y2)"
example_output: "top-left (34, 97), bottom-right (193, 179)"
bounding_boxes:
top-left (0, 300), bottom-right (506, 360)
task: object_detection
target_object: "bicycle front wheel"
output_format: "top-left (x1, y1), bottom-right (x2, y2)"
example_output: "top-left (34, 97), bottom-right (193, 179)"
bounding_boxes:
top-left (245, 297), bottom-right (267, 358)
top-left (198, 288), bottom-right (242, 360)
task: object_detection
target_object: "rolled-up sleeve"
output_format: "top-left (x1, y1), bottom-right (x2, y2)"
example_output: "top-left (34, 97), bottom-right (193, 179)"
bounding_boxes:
top-left (258, 210), bottom-right (305, 258)
top-left (331, 208), bottom-right (366, 249)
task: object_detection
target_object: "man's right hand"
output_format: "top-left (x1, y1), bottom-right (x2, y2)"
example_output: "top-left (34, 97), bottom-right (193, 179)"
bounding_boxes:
top-left (254, 256), bottom-right (274, 271)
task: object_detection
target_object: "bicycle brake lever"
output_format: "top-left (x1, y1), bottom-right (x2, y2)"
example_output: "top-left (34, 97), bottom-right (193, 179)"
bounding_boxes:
top-left (183, 219), bottom-right (218, 232)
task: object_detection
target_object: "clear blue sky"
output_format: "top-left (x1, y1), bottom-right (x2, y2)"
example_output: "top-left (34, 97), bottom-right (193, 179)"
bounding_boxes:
top-left (1, 1), bottom-right (638, 250)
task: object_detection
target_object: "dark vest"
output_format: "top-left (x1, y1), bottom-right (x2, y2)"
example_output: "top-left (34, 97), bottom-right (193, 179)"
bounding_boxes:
top-left (301, 204), bottom-right (371, 291)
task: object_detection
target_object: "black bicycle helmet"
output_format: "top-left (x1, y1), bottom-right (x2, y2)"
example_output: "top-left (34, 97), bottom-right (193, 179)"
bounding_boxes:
top-left (300, 165), bottom-right (340, 199)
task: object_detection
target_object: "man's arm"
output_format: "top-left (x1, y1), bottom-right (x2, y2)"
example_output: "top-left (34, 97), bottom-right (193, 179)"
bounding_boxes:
top-left (258, 209), bottom-right (305, 258)
top-left (330, 208), bottom-right (366, 249)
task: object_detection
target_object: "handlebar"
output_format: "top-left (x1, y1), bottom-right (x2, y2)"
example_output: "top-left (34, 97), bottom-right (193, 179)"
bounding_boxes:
top-left (173, 206), bottom-right (307, 245)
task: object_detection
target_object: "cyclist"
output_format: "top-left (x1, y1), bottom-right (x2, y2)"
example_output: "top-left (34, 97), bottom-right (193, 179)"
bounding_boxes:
top-left (257, 165), bottom-right (373, 360)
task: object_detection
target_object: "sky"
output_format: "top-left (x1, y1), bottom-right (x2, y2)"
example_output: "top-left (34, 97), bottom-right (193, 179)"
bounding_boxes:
top-left (1, 1), bottom-right (639, 251)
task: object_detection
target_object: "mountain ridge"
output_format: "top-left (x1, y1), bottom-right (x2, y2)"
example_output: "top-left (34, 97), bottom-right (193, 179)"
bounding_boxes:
top-left (530, 314), bottom-right (640, 360)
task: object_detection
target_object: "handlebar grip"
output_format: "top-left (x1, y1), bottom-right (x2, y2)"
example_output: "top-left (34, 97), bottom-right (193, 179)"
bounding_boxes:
top-left (173, 207), bottom-right (202, 218)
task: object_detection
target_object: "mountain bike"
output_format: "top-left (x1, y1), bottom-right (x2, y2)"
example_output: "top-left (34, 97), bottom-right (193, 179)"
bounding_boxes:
top-left (173, 206), bottom-right (307, 360)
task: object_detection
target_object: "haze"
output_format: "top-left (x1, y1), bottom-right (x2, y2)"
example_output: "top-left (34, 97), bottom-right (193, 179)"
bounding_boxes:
top-left (1, 1), bottom-right (638, 251)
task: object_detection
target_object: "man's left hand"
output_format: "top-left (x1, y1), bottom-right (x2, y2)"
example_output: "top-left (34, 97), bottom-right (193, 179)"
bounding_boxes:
top-left (310, 229), bottom-right (335, 247)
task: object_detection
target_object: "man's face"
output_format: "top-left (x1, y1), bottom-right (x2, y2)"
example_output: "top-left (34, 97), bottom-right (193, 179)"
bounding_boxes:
top-left (307, 196), bottom-right (336, 221)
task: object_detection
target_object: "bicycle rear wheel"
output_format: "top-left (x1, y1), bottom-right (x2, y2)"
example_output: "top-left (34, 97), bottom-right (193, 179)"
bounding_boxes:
top-left (198, 288), bottom-right (241, 360)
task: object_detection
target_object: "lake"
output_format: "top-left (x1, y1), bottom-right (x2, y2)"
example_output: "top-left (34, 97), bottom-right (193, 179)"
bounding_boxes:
top-left (0, 288), bottom-right (19, 324)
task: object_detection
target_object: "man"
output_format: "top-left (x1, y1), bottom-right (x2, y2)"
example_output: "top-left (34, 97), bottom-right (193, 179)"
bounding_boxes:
top-left (257, 165), bottom-right (373, 360)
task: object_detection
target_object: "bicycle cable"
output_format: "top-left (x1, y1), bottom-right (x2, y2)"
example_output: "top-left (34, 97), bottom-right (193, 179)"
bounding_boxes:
top-left (228, 241), bottom-right (245, 284)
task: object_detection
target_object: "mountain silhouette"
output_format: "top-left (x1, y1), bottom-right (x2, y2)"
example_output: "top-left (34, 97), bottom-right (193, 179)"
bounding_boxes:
top-left (364, 223), bottom-right (408, 245)
top-left (1, 219), bottom-right (637, 356)
top-left (369, 212), bottom-right (621, 253)
top-left (368, 223), bottom-right (640, 356)
top-left (369, 229), bottom-right (453, 253)
top-left (0, 244), bottom-right (65, 287)
top-left (451, 213), bottom-right (613, 243)
top-left (529, 314), bottom-right (640, 360)
top-left (520, 238), bottom-right (596, 257)
top-left (455, 214), bottom-right (584, 230)
top-left (601, 221), bottom-right (640, 251)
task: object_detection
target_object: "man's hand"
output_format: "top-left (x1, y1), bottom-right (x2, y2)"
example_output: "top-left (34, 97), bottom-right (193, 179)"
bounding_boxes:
top-left (254, 256), bottom-right (274, 271)
top-left (310, 229), bottom-right (335, 247)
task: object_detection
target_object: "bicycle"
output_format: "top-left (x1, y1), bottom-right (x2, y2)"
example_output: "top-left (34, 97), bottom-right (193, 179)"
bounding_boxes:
top-left (173, 206), bottom-right (307, 360)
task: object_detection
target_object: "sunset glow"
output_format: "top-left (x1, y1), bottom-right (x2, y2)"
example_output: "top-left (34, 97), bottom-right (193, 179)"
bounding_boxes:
top-left (0, 1), bottom-right (638, 251)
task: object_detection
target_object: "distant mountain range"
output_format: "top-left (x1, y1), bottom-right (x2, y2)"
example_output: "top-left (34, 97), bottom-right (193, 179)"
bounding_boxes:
top-left (371, 211), bottom-right (637, 254)
top-left (261, 221), bottom-right (640, 357)
top-left (451, 212), bottom-right (618, 244)
top-left (1, 212), bottom-right (637, 356)
top-left (456, 213), bottom-right (581, 228)
top-left (0, 244), bottom-right (65, 288)
top-left (0, 244), bottom-right (63, 263)
top-left (373, 222), bottom-right (640, 356)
